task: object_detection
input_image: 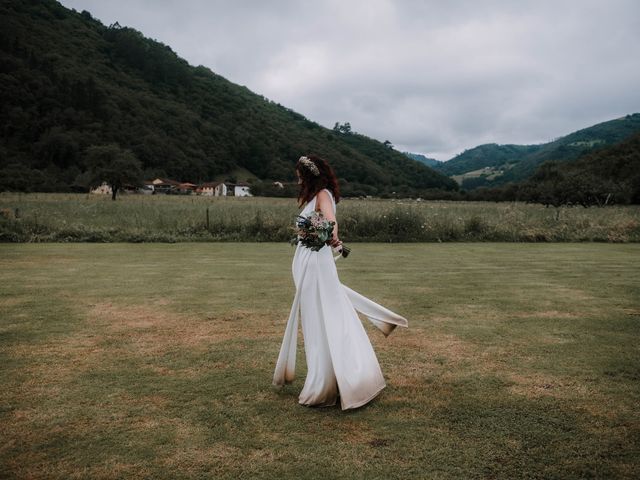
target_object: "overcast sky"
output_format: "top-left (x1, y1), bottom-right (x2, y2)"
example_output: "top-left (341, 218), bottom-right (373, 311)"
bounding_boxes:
top-left (59, 0), bottom-right (640, 160)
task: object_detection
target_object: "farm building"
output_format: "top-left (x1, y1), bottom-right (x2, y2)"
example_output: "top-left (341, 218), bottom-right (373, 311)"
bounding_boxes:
top-left (197, 182), bottom-right (228, 196)
top-left (90, 181), bottom-right (112, 195)
top-left (90, 177), bottom-right (253, 196)
top-left (233, 182), bottom-right (252, 197)
top-left (147, 178), bottom-right (181, 194)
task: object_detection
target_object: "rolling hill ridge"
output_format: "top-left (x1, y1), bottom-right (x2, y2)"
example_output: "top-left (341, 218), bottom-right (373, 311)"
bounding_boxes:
top-left (434, 114), bottom-right (640, 189)
top-left (0, 0), bottom-right (457, 196)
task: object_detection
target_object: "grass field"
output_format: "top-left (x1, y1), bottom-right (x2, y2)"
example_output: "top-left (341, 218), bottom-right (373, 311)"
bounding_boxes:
top-left (1, 192), bottom-right (639, 242)
top-left (1, 243), bottom-right (639, 479)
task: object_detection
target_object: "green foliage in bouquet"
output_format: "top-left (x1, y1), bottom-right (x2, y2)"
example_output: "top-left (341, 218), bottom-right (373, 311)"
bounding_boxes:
top-left (290, 211), bottom-right (335, 251)
top-left (290, 211), bottom-right (351, 257)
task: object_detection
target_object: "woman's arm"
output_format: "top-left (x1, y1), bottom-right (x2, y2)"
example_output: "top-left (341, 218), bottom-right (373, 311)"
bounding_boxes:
top-left (316, 190), bottom-right (341, 247)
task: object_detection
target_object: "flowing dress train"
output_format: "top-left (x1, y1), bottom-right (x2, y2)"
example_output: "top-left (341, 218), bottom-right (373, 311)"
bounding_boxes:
top-left (273, 188), bottom-right (408, 410)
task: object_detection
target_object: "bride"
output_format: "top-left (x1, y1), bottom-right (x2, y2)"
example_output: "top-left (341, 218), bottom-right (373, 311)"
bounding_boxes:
top-left (273, 154), bottom-right (409, 410)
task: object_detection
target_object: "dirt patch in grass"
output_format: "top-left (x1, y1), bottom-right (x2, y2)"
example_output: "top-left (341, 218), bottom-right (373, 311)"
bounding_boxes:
top-left (1, 301), bottom-right (277, 478)
top-left (161, 442), bottom-right (245, 476)
top-left (505, 372), bottom-right (576, 398)
top-left (0, 297), bottom-right (23, 308)
top-left (160, 412), bottom-right (284, 475)
top-left (391, 331), bottom-right (474, 360)
top-left (515, 310), bottom-right (582, 319)
top-left (372, 326), bottom-right (629, 423)
top-left (146, 363), bottom-right (229, 378)
top-left (371, 321), bottom-right (481, 405)
top-left (3, 390), bottom-right (236, 479)
top-left (504, 371), bottom-right (635, 421)
top-left (85, 301), bottom-right (271, 355)
top-left (376, 329), bottom-right (480, 372)
top-left (376, 329), bottom-right (486, 407)
top-left (5, 330), bottom-right (104, 397)
top-left (550, 286), bottom-right (595, 302)
top-left (3, 300), bottom-right (280, 423)
top-left (329, 418), bottom-right (378, 444)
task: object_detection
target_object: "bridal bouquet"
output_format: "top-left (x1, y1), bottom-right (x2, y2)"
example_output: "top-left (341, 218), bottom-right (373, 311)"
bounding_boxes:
top-left (290, 211), bottom-right (351, 258)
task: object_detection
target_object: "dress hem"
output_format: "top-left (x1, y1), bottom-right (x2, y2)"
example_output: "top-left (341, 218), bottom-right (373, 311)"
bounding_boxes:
top-left (298, 398), bottom-right (338, 408)
top-left (340, 382), bottom-right (386, 411)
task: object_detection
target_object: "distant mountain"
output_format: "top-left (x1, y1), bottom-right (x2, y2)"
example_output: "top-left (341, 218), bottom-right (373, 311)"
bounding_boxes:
top-left (403, 152), bottom-right (442, 168)
top-left (438, 144), bottom-right (542, 176)
top-left (518, 131), bottom-right (640, 206)
top-left (494, 114), bottom-right (640, 186)
top-left (443, 114), bottom-right (640, 189)
top-left (0, 0), bottom-right (457, 196)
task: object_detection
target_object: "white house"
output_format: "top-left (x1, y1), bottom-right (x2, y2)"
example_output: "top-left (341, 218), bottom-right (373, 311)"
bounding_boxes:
top-left (216, 182), bottom-right (228, 196)
top-left (234, 182), bottom-right (252, 197)
top-left (198, 181), bottom-right (228, 196)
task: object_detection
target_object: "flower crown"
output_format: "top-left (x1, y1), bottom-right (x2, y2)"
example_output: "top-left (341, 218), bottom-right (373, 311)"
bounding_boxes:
top-left (298, 156), bottom-right (320, 176)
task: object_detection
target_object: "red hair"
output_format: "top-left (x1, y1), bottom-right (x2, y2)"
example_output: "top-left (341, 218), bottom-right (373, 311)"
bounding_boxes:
top-left (296, 154), bottom-right (341, 208)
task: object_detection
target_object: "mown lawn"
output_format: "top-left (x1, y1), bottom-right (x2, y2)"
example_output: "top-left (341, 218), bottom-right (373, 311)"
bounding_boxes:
top-left (1, 243), bottom-right (639, 479)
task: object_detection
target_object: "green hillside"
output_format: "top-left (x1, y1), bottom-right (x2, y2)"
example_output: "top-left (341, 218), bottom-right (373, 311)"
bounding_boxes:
top-left (496, 114), bottom-right (640, 186)
top-left (436, 143), bottom-right (542, 176)
top-left (403, 152), bottom-right (442, 168)
top-left (518, 131), bottom-right (640, 206)
top-left (0, 0), bottom-right (457, 196)
top-left (441, 114), bottom-right (640, 189)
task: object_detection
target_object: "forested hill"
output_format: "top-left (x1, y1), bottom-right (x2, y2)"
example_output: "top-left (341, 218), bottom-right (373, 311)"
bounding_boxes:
top-left (403, 152), bottom-right (442, 168)
top-left (436, 144), bottom-right (542, 176)
top-left (518, 131), bottom-right (640, 206)
top-left (0, 0), bottom-right (457, 196)
top-left (494, 114), bottom-right (640, 185)
top-left (437, 114), bottom-right (640, 189)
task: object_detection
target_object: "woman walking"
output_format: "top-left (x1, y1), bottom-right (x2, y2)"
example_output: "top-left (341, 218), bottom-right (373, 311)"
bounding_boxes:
top-left (273, 154), bottom-right (408, 410)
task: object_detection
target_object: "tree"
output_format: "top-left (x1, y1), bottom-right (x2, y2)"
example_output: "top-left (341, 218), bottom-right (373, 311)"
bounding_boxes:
top-left (383, 140), bottom-right (394, 149)
top-left (85, 144), bottom-right (143, 200)
top-left (333, 122), bottom-right (352, 135)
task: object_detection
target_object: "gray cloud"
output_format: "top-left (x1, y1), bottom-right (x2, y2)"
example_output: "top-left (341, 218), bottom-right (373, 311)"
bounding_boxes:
top-left (59, 0), bottom-right (640, 159)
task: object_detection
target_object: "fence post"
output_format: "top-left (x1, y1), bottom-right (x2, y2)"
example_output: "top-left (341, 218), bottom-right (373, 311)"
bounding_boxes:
top-left (206, 207), bottom-right (210, 231)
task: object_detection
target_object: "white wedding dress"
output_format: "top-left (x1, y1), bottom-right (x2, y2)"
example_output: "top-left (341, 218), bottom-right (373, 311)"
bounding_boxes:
top-left (273, 188), bottom-right (408, 410)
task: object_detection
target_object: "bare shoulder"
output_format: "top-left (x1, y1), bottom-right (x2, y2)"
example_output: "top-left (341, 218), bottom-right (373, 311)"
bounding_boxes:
top-left (315, 189), bottom-right (334, 213)
top-left (316, 189), bottom-right (332, 202)
top-left (318, 188), bottom-right (334, 200)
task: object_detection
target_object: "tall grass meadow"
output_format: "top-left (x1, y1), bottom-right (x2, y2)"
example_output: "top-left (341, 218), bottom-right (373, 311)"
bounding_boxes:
top-left (1, 192), bottom-right (638, 243)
